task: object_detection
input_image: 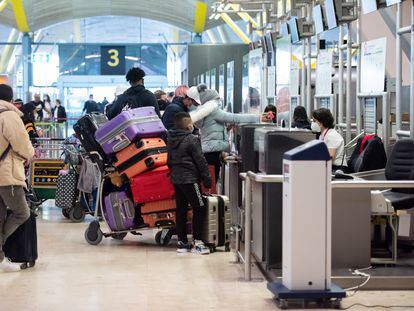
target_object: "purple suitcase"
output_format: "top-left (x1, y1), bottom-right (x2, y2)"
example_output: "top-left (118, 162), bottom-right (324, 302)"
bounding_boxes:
top-left (103, 192), bottom-right (136, 231)
top-left (95, 107), bottom-right (166, 155)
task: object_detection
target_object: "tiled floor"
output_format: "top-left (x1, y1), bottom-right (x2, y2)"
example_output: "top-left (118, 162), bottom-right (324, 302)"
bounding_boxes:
top-left (1, 206), bottom-right (414, 311)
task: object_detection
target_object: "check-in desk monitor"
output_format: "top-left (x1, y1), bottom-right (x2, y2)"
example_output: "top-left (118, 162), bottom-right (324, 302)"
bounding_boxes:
top-left (252, 128), bottom-right (315, 269)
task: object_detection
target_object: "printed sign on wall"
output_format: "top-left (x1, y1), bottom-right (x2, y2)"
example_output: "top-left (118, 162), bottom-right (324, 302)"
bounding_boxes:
top-left (360, 37), bottom-right (387, 93)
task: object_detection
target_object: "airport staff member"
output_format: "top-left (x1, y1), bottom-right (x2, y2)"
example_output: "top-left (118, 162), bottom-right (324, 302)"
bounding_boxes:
top-left (311, 108), bottom-right (346, 171)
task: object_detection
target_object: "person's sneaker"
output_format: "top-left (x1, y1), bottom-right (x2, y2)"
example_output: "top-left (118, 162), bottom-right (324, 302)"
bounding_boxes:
top-left (192, 240), bottom-right (210, 255)
top-left (0, 258), bottom-right (21, 272)
top-left (176, 241), bottom-right (191, 253)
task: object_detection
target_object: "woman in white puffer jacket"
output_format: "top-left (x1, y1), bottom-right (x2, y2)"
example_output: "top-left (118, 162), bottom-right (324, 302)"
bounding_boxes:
top-left (187, 84), bottom-right (267, 180)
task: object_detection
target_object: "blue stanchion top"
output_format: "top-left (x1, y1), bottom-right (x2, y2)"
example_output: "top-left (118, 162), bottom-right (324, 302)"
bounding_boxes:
top-left (283, 139), bottom-right (330, 161)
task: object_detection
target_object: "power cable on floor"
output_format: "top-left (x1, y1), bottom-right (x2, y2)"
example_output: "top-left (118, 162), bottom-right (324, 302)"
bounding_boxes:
top-left (341, 303), bottom-right (414, 310)
top-left (344, 268), bottom-right (372, 297)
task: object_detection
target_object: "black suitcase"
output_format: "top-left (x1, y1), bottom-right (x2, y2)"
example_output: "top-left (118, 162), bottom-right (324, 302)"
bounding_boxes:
top-left (73, 113), bottom-right (109, 170)
top-left (3, 211), bottom-right (38, 269)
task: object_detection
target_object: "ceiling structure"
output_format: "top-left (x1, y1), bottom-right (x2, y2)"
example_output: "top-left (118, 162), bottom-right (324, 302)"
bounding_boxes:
top-left (0, 0), bottom-right (217, 32)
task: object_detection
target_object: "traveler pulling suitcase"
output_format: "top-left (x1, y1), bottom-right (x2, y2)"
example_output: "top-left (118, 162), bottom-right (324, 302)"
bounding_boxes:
top-left (115, 138), bottom-right (168, 178)
top-left (202, 195), bottom-right (231, 252)
top-left (103, 192), bottom-right (136, 231)
top-left (95, 107), bottom-right (166, 155)
top-left (73, 113), bottom-right (109, 168)
top-left (130, 165), bottom-right (175, 204)
top-left (3, 211), bottom-right (38, 269)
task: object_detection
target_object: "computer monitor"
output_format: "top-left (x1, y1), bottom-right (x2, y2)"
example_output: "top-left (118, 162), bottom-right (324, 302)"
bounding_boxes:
top-left (313, 4), bottom-right (326, 34)
top-left (361, 0), bottom-right (377, 14)
top-left (324, 0), bottom-right (338, 30)
top-left (288, 17), bottom-right (300, 43)
top-left (280, 23), bottom-right (290, 37)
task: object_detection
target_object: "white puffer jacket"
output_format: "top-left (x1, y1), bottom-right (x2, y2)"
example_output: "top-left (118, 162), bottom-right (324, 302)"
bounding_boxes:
top-left (190, 99), bottom-right (259, 153)
top-left (0, 100), bottom-right (34, 187)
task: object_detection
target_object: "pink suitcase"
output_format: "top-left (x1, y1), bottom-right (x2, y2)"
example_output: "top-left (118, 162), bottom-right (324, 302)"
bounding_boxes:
top-left (94, 107), bottom-right (166, 155)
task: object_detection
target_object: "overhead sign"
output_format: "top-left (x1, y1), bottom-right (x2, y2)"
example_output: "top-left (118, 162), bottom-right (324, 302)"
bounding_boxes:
top-left (361, 37), bottom-right (387, 93)
top-left (101, 46), bottom-right (126, 75)
top-left (31, 52), bottom-right (50, 63)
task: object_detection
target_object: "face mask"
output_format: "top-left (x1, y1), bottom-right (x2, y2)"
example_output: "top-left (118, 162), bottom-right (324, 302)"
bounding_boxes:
top-left (188, 125), bottom-right (194, 133)
top-left (311, 121), bottom-right (321, 133)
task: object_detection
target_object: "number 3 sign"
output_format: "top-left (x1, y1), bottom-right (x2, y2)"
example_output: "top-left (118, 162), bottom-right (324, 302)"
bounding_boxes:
top-left (101, 46), bottom-right (126, 75)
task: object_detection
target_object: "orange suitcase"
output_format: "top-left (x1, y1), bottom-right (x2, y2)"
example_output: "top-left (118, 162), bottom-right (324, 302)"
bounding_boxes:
top-left (141, 199), bottom-right (176, 214)
top-left (115, 138), bottom-right (167, 178)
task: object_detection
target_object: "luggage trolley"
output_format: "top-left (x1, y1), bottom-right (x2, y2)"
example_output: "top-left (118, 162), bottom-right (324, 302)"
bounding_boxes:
top-left (28, 138), bottom-right (66, 207)
top-left (84, 167), bottom-right (176, 246)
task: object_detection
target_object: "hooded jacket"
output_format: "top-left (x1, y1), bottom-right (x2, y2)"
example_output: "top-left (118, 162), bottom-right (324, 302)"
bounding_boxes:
top-left (162, 97), bottom-right (188, 130)
top-left (0, 100), bottom-right (35, 187)
top-left (189, 99), bottom-right (260, 153)
top-left (106, 84), bottom-right (160, 119)
top-left (167, 129), bottom-right (211, 187)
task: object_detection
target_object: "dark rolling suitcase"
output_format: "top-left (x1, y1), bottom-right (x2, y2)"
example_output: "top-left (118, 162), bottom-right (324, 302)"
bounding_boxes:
top-left (73, 113), bottom-right (109, 170)
top-left (3, 211), bottom-right (38, 269)
top-left (202, 195), bottom-right (231, 252)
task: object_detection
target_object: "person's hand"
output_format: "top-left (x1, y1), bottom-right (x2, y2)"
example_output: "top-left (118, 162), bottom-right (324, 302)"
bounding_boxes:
top-left (261, 111), bottom-right (275, 122)
top-left (38, 129), bottom-right (44, 137)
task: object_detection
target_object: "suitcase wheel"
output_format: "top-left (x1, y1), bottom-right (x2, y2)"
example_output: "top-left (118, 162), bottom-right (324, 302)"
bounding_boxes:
top-left (111, 233), bottom-right (127, 240)
top-left (85, 221), bottom-right (103, 245)
top-left (155, 229), bottom-right (172, 246)
top-left (69, 203), bottom-right (86, 223)
top-left (62, 208), bottom-right (70, 219)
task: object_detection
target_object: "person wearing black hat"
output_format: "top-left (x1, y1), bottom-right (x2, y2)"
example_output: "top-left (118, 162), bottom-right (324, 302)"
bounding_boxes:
top-left (106, 67), bottom-right (160, 119)
top-left (21, 103), bottom-right (40, 140)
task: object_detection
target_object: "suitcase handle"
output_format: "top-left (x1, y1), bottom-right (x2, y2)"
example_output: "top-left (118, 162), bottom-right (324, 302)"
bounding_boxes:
top-left (112, 133), bottom-right (131, 152)
top-left (145, 158), bottom-right (155, 168)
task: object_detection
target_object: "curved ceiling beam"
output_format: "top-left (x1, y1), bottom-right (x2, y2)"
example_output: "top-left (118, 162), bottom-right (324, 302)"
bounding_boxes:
top-left (10, 0), bottom-right (29, 32)
top-left (0, 0), bottom-right (9, 13)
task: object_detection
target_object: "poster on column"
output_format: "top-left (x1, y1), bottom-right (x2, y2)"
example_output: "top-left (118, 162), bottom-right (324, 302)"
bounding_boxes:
top-left (360, 37), bottom-right (387, 93)
top-left (290, 60), bottom-right (300, 96)
top-left (267, 66), bottom-right (276, 98)
top-left (247, 49), bottom-right (263, 114)
top-left (276, 36), bottom-right (292, 123)
top-left (316, 50), bottom-right (333, 95)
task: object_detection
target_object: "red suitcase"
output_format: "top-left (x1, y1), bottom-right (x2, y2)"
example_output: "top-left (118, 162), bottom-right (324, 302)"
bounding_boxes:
top-left (115, 138), bottom-right (167, 178)
top-left (201, 165), bottom-right (217, 194)
top-left (130, 166), bottom-right (175, 204)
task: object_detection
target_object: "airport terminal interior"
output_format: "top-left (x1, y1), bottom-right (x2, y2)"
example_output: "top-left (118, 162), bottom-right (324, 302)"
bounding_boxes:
top-left (1, 0), bottom-right (414, 310)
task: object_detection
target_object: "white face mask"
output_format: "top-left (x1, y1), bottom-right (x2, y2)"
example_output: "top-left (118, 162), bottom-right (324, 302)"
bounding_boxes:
top-left (311, 121), bottom-right (321, 133)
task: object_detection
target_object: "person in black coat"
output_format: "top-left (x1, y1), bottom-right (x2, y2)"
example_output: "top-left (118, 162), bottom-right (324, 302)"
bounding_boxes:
top-left (106, 67), bottom-right (160, 119)
top-left (167, 112), bottom-right (212, 254)
top-left (52, 99), bottom-right (67, 123)
top-left (291, 106), bottom-right (311, 130)
top-left (162, 95), bottom-right (195, 130)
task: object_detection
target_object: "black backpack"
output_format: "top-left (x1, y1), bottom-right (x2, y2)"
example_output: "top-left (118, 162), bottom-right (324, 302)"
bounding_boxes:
top-left (349, 135), bottom-right (387, 173)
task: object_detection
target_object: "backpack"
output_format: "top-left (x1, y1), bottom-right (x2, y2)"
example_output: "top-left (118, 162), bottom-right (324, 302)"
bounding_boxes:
top-left (119, 89), bottom-right (146, 112)
top-left (348, 135), bottom-right (387, 173)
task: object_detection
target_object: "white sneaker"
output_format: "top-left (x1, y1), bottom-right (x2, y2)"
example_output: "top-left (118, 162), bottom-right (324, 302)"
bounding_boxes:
top-left (0, 258), bottom-right (21, 272)
top-left (192, 240), bottom-right (210, 255)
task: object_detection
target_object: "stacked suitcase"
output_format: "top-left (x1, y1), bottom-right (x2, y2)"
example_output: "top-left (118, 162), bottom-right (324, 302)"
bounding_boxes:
top-left (90, 107), bottom-right (177, 231)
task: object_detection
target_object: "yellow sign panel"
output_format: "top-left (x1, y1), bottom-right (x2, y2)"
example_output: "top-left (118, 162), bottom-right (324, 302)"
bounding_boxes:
top-left (194, 1), bottom-right (207, 34)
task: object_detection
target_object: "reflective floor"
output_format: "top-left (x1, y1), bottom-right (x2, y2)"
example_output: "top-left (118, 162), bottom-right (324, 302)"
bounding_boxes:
top-left (1, 205), bottom-right (414, 311)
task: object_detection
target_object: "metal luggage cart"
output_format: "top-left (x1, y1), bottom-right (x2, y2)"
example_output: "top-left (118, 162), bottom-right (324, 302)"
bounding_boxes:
top-left (28, 138), bottom-right (66, 205)
top-left (84, 167), bottom-right (176, 246)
